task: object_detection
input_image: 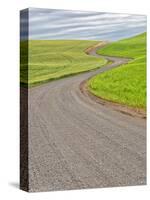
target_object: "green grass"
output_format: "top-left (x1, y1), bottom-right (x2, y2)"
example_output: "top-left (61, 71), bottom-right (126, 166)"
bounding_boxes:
top-left (88, 33), bottom-right (146, 109)
top-left (20, 40), bottom-right (107, 86)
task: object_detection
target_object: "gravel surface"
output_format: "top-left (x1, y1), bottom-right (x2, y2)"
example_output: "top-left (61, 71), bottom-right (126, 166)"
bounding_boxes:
top-left (25, 44), bottom-right (146, 192)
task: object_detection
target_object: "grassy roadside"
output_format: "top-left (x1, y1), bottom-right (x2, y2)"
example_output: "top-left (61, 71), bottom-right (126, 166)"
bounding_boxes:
top-left (88, 33), bottom-right (146, 109)
top-left (20, 40), bottom-right (107, 86)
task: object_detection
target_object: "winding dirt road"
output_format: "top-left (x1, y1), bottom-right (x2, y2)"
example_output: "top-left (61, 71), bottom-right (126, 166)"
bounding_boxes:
top-left (26, 43), bottom-right (146, 192)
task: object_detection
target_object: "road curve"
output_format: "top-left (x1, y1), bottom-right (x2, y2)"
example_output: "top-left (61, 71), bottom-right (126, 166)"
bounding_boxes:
top-left (26, 43), bottom-right (146, 192)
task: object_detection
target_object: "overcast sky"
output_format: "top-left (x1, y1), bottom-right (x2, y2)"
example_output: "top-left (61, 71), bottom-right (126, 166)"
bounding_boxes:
top-left (20, 8), bottom-right (147, 41)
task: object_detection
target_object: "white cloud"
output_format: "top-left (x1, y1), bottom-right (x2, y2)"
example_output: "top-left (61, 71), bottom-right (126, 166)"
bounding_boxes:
top-left (20, 8), bottom-right (147, 41)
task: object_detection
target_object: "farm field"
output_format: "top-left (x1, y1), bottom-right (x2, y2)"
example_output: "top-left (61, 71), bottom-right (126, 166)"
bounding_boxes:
top-left (88, 33), bottom-right (146, 109)
top-left (20, 8), bottom-right (147, 192)
top-left (20, 40), bottom-right (107, 86)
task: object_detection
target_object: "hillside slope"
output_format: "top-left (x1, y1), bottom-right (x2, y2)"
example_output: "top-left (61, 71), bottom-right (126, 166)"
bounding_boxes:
top-left (88, 33), bottom-right (146, 109)
top-left (20, 40), bottom-right (107, 86)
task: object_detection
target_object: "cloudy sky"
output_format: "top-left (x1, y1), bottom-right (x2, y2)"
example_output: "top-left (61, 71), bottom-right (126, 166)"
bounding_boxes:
top-left (20, 8), bottom-right (146, 41)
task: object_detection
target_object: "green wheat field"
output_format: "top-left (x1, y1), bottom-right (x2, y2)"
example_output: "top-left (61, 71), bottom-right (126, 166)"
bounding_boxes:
top-left (20, 32), bottom-right (146, 109)
top-left (88, 33), bottom-right (146, 109)
top-left (20, 40), bottom-right (106, 86)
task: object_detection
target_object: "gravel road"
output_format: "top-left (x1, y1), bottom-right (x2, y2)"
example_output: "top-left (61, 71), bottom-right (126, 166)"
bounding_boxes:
top-left (25, 44), bottom-right (146, 192)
